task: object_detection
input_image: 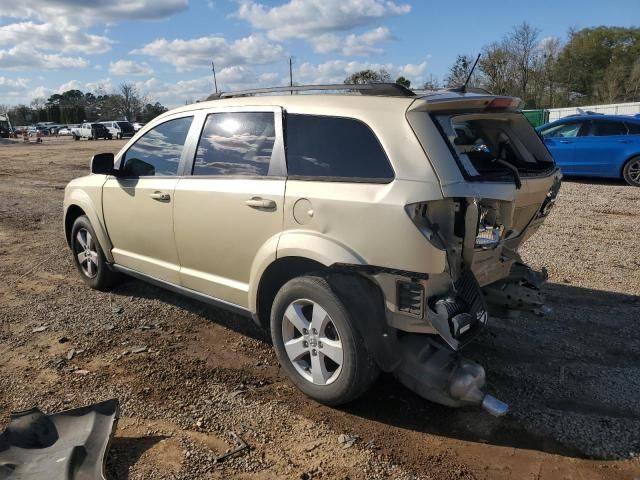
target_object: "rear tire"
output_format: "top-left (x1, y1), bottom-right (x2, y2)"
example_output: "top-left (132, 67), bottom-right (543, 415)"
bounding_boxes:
top-left (270, 275), bottom-right (379, 406)
top-left (622, 157), bottom-right (640, 187)
top-left (70, 216), bottom-right (119, 290)
top-left (73, 134), bottom-right (79, 141)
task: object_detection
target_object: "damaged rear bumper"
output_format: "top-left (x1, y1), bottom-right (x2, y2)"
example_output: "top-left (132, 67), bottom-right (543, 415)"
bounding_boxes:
top-left (483, 261), bottom-right (550, 316)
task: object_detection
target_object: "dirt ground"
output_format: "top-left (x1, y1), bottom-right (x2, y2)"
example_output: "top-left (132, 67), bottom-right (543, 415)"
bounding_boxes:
top-left (1, 138), bottom-right (639, 479)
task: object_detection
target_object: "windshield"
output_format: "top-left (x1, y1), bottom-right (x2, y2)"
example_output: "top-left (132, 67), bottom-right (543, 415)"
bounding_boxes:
top-left (435, 112), bottom-right (555, 180)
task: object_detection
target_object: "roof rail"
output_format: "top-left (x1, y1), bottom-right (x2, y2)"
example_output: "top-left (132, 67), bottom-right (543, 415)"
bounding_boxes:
top-left (208, 83), bottom-right (416, 100)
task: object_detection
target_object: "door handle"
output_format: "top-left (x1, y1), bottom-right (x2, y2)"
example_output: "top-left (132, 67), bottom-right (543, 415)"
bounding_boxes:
top-left (150, 191), bottom-right (170, 201)
top-left (245, 197), bottom-right (276, 210)
top-left (558, 140), bottom-right (574, 144)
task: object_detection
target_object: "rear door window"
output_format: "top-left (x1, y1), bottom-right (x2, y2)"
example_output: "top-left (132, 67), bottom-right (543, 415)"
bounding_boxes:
top-left (626, 122), bottom-right (640, 135)
top-left (539, 121), bottom-right (585, 138)
top-left (121, 116), bottom-right (193, 176)
top-left (588, 120), bottom-right (628, 136)
top-left (285, 114), bottom-right (393, 182)
top-left (193, 112), bottom-right (277, 177)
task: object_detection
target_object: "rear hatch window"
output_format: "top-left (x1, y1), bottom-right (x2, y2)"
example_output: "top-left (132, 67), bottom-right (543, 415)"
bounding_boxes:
top-left (435, 112), bottom-right (555, 182)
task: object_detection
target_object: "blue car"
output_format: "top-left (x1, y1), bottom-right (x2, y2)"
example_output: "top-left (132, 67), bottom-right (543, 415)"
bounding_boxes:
top-left (537, 114), bottom-right (640, 186)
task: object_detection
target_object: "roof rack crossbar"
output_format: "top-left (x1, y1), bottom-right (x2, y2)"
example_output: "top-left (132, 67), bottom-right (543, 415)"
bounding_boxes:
top-left (214, 83), bottom-right (416, 99)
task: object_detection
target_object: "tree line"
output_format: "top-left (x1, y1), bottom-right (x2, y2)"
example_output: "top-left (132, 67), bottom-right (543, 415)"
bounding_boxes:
top-left (2, 83), bottom-right (168, 126)
top-left (346, 24), bottom-right (640, 109)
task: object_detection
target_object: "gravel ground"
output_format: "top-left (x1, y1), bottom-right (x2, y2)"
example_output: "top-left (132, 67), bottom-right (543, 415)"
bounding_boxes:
top-left (0, 138), bottom-right (639, 479)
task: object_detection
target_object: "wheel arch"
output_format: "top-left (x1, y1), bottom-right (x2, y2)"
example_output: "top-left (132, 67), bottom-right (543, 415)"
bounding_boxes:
top-left (621, 153), bottom-right (640, 176)
top-left (64, 189), bottom-right (114, 262)
top-left (249, 230), bottom-right (367, 325)
top-left (64, 204), bottom-right (86, 246)
top-left (254, 256), bottom-right (327, 329)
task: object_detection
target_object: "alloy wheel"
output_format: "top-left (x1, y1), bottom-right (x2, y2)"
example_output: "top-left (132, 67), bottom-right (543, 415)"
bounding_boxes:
top-left (628, 159), bottom-right (640, 184)
top-left (281, 299), bottom-right (344, 385)
top-left (75, 228), bottom-right (99, 278)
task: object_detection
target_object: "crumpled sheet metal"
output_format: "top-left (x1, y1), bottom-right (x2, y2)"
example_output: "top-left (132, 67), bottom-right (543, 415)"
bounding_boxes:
top-left (0, 399), bottom-right (119, 479)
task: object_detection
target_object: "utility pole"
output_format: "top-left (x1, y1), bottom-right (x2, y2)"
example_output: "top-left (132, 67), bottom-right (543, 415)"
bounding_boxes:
top-left (289, 57), bottom-right (293, 95)
top-left (212, 61), bottom-right (218, 94)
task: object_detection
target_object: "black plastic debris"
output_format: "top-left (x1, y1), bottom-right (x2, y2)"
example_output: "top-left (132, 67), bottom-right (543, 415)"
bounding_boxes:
top-left (0, 399), bottom-right (119, 479)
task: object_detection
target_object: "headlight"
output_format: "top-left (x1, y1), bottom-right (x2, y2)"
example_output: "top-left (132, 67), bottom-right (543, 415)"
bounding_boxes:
top-left (475, 205), bottom-right (504, 248)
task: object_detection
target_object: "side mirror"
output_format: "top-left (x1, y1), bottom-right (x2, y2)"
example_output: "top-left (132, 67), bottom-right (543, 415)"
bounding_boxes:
top-left (90, 152), bottom-right (116, 175)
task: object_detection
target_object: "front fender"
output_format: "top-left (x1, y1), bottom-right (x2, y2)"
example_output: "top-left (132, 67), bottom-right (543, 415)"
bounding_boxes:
top-left (64, 182), bottom-right (113, 262)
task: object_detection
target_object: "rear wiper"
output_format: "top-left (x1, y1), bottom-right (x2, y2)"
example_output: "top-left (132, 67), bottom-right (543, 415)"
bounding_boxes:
top-left (495, 158), bottom-right (522, 189)
top-left (496, 141), bottom-right (522, 189)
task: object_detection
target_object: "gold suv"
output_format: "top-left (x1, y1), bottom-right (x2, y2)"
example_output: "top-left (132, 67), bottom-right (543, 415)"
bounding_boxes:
top-left (64, 84), bottom-right (561, 414)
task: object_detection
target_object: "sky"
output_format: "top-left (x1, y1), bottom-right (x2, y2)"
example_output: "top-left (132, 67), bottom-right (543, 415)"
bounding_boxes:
top-left (0, 0), bottom-right (639, 108)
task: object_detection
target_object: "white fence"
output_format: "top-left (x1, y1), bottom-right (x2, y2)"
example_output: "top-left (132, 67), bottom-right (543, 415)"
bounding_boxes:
top-left (548, 102), bottom-right (640, 121)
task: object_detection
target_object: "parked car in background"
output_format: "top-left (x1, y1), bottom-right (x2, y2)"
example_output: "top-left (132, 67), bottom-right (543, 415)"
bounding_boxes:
top-left (71, 123), bottom-right (113, 141)
top-left (100, 121), bottom-right (135, 139)
top-left (27, 126), bottom-right (49, 136)
top-left (64, 84), bottom-right (560, 414)
top-left (132, 122), bottom-right (146, 132)
top-left (58, 126), bottom-right (72, 136)
top-left (538, 114), bottom-right (640, 186)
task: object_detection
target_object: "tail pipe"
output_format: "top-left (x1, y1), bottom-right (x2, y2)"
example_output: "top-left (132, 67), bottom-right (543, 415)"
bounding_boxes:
top-left (393, 334), bottom-right (509, 416)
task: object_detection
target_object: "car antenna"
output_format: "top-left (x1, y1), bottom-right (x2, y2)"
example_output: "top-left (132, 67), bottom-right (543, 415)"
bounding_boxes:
top-left (452, 53), bottom-right (481, 93)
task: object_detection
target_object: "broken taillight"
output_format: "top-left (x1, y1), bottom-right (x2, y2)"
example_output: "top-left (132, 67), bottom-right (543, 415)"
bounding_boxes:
top-left (475, 204), bottom-right (504, 248)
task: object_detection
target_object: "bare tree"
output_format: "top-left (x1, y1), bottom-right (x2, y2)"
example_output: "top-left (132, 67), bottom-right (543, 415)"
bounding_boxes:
top-left (599, 64), bottom-right (626, 103)
top-left (625, 59), bottom-right (640, 101)
top-left (422, 74), bottom-right (440, 90)
top-left (479, 42), bottom-right (512, 95)
top-left (30, 97), bottom-right (46, 111)
top-left (505, 22), bottom-right (541, 99)
top-left (117, 83), bottom-right (144, 121)
top-left (539, 36), bottom-right (561, 107)
top-left (445, 54), bottom-right (482, 88)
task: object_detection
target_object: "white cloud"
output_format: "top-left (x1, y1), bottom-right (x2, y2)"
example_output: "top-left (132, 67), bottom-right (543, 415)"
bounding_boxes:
top-left (314, 26), bottom-right (393, 56)
top-left (294, 59), bottom-right (428, 84)
top-left (29, 86), bottom-right (52, 100)
top-left (0, 0), bottom-right (188, 27)
top-left (129, 66), bottom-right (284, 105)
top-left (0, 76), bottom-right (30, 89)
top-left (237, 0), bottom-right (410, 41)
top-left (131, 34), bottom-right (284, 72)
top-left (0, 21), bottom-right (112, 54)
top-left (398, 61), bottom-right (428, 79)
top-left (0, 45), bottom-right (88, 70)
top-left (259, 72), bottom-right (279, 83)
top-left (0, 0), bottom-right (187, 74)
top-left (110, 60), bottom-right (154, 76)
top-left (57, 80), bottom-right (83, 92)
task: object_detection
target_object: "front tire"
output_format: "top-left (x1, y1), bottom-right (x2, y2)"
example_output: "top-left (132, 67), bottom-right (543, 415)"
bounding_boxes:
top-left (622, 157), bottom-right (640, 187)
top-left (270, 275), bottom-right (379, 406)
top-left (70, 216), bottom-right (119, 290)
